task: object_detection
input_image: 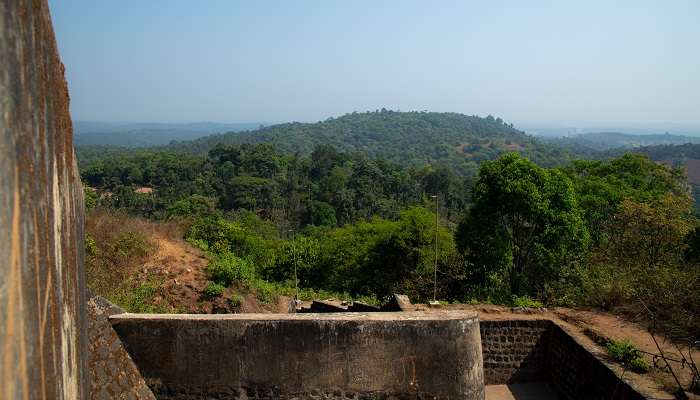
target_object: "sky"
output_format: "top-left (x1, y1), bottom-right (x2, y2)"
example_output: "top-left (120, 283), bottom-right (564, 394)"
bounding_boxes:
top-left (50, 0), bottom-right (700, 126)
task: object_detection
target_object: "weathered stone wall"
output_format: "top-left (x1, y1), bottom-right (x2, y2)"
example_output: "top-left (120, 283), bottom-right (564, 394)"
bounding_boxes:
top-left (480, 319), bottom-right (649, 399)
top-left (0, 0), bottom-right (88, 398)
top-left (87, 294), bottom-right (156, 400)
top-left (111, 312), bottom-right (485, 400)
top-left (546, 324), bottom-right (647, 400)
top-left (480, 319), bottom-right (551, 384)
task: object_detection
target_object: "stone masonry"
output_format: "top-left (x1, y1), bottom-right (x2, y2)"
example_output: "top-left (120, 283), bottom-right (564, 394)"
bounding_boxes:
top-left (87, 294), bottom-right (156, 400)
top-left (111, 312), bottom-right (486, 400)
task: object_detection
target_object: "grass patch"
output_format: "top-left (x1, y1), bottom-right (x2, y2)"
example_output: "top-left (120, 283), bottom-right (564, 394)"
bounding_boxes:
top-left (110, 274), bottom-right (172, 313)
top-left (203, 281), bottom-right (226, 298)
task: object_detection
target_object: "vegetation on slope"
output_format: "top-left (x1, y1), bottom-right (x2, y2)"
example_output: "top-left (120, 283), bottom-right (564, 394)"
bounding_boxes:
top-left (163, 110), bottom-right (578, 175)
top-left (547, 131), bottom-right (700, 151)
top-left (81, 141), bottom-right (700, 341)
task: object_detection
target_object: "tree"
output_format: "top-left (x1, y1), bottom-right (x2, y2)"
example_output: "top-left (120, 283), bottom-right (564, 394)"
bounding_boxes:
top-left (603, 194), bottom-right (693, 270)
top-left (457, 153), bottom-right (589, 299)
top-left (564, 154), bottom-right (687, 245)
top-left (167, 194), bottom-right (218, 218)
top-left (310, 201), bottom-right (337, 227)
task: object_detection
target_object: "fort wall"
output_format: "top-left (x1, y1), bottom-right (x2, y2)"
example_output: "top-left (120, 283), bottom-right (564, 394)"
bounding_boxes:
top-left (111, 312), bottom-right (486, 400)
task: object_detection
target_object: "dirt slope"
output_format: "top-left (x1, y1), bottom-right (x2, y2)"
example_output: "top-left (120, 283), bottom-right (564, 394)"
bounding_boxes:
top-left (142, 231), bottom-right (292, 314)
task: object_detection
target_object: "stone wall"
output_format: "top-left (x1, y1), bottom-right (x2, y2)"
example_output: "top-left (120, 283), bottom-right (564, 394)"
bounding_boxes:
top-left (0, 0), bottom-right (88, 398)
top-left (87, 295), bottom-right (156, 400)
top-left (480, 319), bottom-right (551, 384)
top-left (547, 324), bottom-right (646, 400)
top-left (480, 319), bottom-right (649, 399)
top-left (110, 312), bottom-right (485, 400)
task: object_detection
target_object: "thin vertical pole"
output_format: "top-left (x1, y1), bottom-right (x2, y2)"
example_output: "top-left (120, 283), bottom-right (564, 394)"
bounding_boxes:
top-left (434, 195), bottom-right (438, 303)
top-left (289, 229), bottom-right (299, 301)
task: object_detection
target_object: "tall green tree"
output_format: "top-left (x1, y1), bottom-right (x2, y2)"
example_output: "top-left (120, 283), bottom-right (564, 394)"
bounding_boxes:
top-left (457, 153), bottom-right (589, 299)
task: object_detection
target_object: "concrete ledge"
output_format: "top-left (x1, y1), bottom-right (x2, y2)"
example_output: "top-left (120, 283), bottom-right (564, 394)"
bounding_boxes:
top-left (110, 311), bottom-right (485, 399)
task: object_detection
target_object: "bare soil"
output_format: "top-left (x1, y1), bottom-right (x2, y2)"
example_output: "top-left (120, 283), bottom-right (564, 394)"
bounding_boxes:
top-left (141, 231), bottom-right (291, 314)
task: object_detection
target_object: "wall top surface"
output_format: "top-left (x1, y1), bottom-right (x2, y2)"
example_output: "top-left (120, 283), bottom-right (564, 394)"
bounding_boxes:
top-left (110, 310), bottom-right (479, 322)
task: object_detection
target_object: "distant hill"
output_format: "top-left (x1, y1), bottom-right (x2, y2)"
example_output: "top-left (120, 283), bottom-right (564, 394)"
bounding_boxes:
top-left (73, 121), bottom-right (264, 147)
top-left (165, 110), bottom-right (583, 174)
top-left (548, 131), bottom-right (700, 151)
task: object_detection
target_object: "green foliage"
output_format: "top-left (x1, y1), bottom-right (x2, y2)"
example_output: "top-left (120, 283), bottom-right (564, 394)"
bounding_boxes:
top-left (228, 294), bottom-right (243, 308)
top-left (187, 216), bottom-right (277, 270)
top-left (512, 295), bottom-right (544, 309)
top-left (167, 194), bottom-right (218, 218)
top-left (310, 201), bottom-right (337, 227)
top-left (113, 274), bottom-right (172, 314)
top-left (165, 110), bottom-right (575, 174)
top-left (628, 358), bottom-right (651, 373)
top-left (563, 154), bottom-right (687, 245)
top-left (85, 233), bottom-right (98, 257)
top-left (605, 339), bottom-right (649, 373)
top-left (310, 207), bottom-right (458, 301)
top-left (251, 279), bottom-right (279, 303)
top-left (268, 236), bottom-right (321, 286)
top-left (457, 153), bottom-right (590, 300)
top-left (84, 186), bottom-right (98, 209)
top-left (203, 281), bottom-right (226, 297)
top-left (78, 126), bottom-right (699, 341)
top-left (207, 253), bottom-right (256, 287)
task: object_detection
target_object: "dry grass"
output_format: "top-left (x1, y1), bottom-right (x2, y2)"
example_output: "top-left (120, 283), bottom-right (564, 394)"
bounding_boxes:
top-left (86, 208), bottom-right (185, 312)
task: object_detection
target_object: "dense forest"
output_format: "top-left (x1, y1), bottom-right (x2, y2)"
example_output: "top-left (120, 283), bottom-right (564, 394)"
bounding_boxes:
top-left (73, 121), bottom-right (261, 147)
top-left (159, 110), bottom-right (583, 175)
top-left (80, 134), bottom-right (699, 340)
top-left (546, 132), bottom-right (700, 151)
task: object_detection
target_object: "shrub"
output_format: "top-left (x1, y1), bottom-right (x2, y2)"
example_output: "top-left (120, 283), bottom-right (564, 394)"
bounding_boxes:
top-left (167, 195), bottom-right (218, 219)
top-left (252, 279), bottom-right (278, 303)
top-left (186, 216), bottom-right (277, 268)
top-left (207, 253), bottom-right (255, 287)
top-left (628, 357), bottom-right (651, 373)
top-left (605, 339), bottom-right (649, 373)
top-left (113, 275), bottom-right (171, 314)
top-left (512, 295), bottom-right (544, 309)
top-left (85, 233), bottom-right (98, 257)
top-left (228, 294), bottom-right (243, 308)
top-left (203, 281), bottom-right (225, 297)
top-left (111, 230), bottom-right (151, 260)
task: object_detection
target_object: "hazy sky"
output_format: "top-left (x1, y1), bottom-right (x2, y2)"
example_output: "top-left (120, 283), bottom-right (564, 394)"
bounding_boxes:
top-left (50, 1), bottom-right (699, 125)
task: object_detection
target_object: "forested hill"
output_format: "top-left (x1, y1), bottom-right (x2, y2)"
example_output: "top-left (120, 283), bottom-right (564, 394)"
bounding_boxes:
top-left (165, 110), bottom-right (581, 174)
top-left (548, 132), bottom-right (700, 151)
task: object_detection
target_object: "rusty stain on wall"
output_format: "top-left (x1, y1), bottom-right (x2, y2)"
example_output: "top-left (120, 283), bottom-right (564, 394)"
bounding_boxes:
top-left (0, 0), bottom-right (88, 398)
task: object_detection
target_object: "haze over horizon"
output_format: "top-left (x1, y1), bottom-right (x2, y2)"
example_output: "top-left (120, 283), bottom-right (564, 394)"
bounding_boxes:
top-left (50, 1), bottom-right (699, 127)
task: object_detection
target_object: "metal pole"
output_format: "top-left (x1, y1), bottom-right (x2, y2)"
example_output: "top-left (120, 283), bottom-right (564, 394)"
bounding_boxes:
top-left (432, 195), bottom-right (438, 303)
top-left (289, 229), bottom-right (299, 301)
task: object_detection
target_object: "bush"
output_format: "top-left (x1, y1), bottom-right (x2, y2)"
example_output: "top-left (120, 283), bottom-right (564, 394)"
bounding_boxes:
top-left (85, 233), bottom-right (98, 257)
top-left (186, 216), bottom-right (277, 268)
top-left (512, 295), bottom-right (544, 309)
top-left (628, 357), bottom-right (651, 373)
top-left (111, 230), bottom-right (151, 260)
top-left (207, 253), bottom-right (256, 287)
top-left (203, 281), bottom-right (225, 297)
top-left (605, 339), bottom-right (649, 373)
top-left (228, 294), bottom-right (243, 308)
top-left (112, 275), bottom-right (171, 314)
top-left (252, 279), bottom-right (278, 303)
